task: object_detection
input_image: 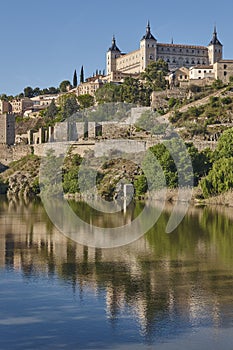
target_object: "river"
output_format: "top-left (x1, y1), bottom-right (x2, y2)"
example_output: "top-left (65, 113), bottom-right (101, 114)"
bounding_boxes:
top-left (0, 196), bottom-right (233, 349)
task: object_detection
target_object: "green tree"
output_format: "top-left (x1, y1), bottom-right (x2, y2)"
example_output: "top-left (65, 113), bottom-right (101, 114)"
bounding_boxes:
top-left (141, 59), bottom-right (169, 91)
top-left (62, 95), bottom-right (79, 120)
top-left (80, 66), bottom-right (84, 84)
top-left (215, 128), bottom-right (233, 159)
top-left (33, 87), bottom-right (41, 96)
top-left (133, 175), bottom-right (148, 196)
top-left (59, 80), bottom-right (71, 93)
top-left (77, 94), bottom-right (94, 109)
top-left (24, 86), bottom-right (34, 98)
top-left (73, 69), bottom-right (78, 88)
top-left (45, 99), bottom-right (58, 119)
top-left (201, 157), bottom-right (233, 197)
top-left (95, 83), bottom-right (122, 104)
top-left (40, 149), bottom-right (63, 197)
top-left (63, 166), bottom-right (80, 193)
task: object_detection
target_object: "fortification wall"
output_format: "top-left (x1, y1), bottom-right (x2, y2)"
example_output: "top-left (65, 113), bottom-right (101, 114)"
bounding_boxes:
top-left (0, 144), bottom-right (32, 166)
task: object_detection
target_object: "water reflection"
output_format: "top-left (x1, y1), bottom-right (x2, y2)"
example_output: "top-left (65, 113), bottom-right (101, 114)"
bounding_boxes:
top-left (0, 196), bottom-right (233, 348)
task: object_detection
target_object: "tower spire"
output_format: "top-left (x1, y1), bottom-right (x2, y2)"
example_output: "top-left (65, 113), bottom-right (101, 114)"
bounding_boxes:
top-left (108, 35), bottom-right (120, 52)
top-left (141, 21), bottom-right (156, 41)
top-left (209, 24), bottom-right (222, 46)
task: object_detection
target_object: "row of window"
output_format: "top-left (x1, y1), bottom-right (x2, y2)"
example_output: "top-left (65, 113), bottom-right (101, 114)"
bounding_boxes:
top-left (160, 57), bottom-right (206, 65)
top-left (159, 47), bottom-right (206, 54)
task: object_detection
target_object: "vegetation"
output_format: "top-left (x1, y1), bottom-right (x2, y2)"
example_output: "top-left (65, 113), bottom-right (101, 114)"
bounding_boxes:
top-left (201, 128), bottom-right (233, 197)
top-left (95, 61), bottom-right (169, 106)
top-left (73, 69), bottom-right (78, 88)
top-left (77, 94), bottom-right (94, 109)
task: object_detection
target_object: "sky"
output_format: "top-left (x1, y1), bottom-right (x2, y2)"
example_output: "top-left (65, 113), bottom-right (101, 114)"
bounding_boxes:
top-left (0, 0), bottom-right (233, 96)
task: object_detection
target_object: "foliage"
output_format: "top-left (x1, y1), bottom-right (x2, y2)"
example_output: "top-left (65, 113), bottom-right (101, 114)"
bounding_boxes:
top-left (80, 66), bottom-right (84, 84)
top-left (45, 99), bottom-right (58, 120)
top-left (135, 110), bottom-right (166, 134)
top-left (212, 78), bottom-right (224, 90)
top-left (59, 80), bottom-right (71, 93)
top-left (77, 94), bottom-right (94, 109)
top-left (23, 86), bottom-right (59, 97)
top-left (63, 166), bottom-right (80, 193)
top-left (133, 175), bottom-right (148, 197)
top-left (95, 83), bottom-right (122, 104)
top-left (142, 140), bottom-right (210, 190)
top-left (201, 157), bottom-right (233, 197)
top-left (87, 103), bottom-right (132, 122)
top-left (73, 69), bottom-right (78, 88)
top-left (215, 128), bottom-right (233, 159)
top-left (141, 59), bottom-right (169, 91)
top-left (60, 94), bottom-right (79, 120)
top-left (121, 77), bottom-right (151, 106)
top-left (24, 86), bottom-right (34, 98)
top-left (40, 149), bottom-right (63, 197)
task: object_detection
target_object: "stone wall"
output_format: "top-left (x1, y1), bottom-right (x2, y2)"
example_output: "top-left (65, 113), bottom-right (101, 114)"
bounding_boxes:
top-left (0, 144), bottom-right (32, 166)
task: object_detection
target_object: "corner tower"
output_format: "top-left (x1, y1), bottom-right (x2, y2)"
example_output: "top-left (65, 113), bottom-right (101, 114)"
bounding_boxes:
top-left (208, 26), bottom-right (223, 65)
top-left (140, 21), bottom-right (157, 71)
top-left (106, 36), bottom-right (121, 75)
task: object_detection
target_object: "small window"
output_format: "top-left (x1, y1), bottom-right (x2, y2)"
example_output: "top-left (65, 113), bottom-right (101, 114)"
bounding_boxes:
top-left (204, 70), bottom-right (206, 73)
top-left (224, 64), bottom-right (227, 69)
top-left (180, 75), bottom-right (183, 79)
top-left (198, 70), bottom-right (201, 73)
top-left (224, 71), bottom-right (227, 76)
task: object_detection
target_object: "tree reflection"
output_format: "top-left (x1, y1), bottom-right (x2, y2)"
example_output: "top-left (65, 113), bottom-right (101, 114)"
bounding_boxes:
top-left (0, 197), bottom-right (233, 339)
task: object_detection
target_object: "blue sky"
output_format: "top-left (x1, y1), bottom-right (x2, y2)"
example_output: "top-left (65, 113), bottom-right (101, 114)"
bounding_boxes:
top-left (0, 0), bottom-right (233, 96)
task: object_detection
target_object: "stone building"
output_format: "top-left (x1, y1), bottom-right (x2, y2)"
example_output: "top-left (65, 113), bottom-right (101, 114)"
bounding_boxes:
top-left (10, 98), bottom-right (33, 115)
top-left (106, 23), bottom-right (223, 77)
top-left (0, 113), bottom-right (15, 145)
top-left (213, 60), bottom-right (233, 83)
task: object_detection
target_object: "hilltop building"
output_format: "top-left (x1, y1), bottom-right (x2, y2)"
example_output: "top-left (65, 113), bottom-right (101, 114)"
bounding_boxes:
top-left (106, 22), bottom-right (223, 79)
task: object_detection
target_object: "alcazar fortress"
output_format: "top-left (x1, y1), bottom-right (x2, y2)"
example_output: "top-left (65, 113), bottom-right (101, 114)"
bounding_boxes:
top-left (106, 22), bottom-right (233, 85)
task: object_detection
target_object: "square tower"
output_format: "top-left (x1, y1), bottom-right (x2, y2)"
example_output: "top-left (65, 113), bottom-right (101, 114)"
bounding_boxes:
top-left (0, 113), bottom-right (15, 145)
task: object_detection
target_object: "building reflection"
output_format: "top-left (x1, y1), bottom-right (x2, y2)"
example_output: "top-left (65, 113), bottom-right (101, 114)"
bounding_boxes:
top-left (0, 196), bottom-right (233, 338)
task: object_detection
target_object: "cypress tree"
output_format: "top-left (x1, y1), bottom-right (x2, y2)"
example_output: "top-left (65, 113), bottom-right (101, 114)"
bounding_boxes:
top-left (80, 66), bottom-right (84, 83)
top-left (73, 69), bottom-right (77, 87)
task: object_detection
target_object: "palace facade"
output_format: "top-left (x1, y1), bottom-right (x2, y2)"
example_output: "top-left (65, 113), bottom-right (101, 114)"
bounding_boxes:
top-left (106, 22), bottom-right (223, 78)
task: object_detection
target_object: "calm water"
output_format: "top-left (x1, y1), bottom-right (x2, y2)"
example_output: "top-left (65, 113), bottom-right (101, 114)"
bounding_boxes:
top-left (0, 196), bottom-right (233, 350)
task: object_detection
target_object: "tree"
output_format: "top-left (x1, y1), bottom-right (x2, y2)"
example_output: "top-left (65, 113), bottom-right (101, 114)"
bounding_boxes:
top-left (59, 80), bottom-right (71, 93)
top-left (62, 95), bottom-right (79, 120)
top-left (80, 66), bottom-right (84, 84)
top-left (33, 87), bottom-right (41, 96)
top-left (95, 83), bottom-right (122, 104)
top-left (63, 166), bottom-right (80, 193)
top-left (201, 157), bottom-right (233, 197)
top-left (45, 99), bottom-right (58, 119)
top-left (141, 59), bottom-right (169, 91)
top-left (77, 94), bottom-right (94, 109)
top-left (73, 69), bottom-right (78, 88)
top-left (24, 86), bottom-right (34, 98)
top-left (215, 128), bottom-right (233, 159)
